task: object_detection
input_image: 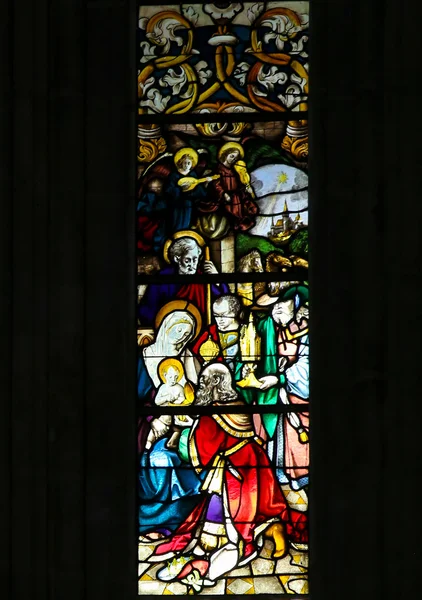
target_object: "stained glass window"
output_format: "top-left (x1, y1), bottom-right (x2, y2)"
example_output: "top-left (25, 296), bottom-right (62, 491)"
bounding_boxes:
top-left (137, 2), bottom-right (310, 595)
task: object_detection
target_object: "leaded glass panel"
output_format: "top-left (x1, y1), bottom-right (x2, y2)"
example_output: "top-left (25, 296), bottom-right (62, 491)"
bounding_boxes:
top-left (137, 2), bottom-right (310, 595)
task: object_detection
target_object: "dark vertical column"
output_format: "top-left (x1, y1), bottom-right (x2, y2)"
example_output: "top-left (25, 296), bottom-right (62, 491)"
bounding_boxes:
top-left (309, 1), bottom-right (384, 598)
top-left (383, 2), bottom-right (422, 596)
top-left (0, 0), bottom-right (12, 597)
top-left (351, 1), bottom-right (387, 597)
top-left (85, 0), bottom-right (136, 597)
top-left (47, 1), bottom-right (86, 597)
top-left (10, 0), bottom-right (50, 597)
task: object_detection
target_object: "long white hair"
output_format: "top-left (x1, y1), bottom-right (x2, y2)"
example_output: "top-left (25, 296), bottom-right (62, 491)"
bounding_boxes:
top-left (196, 363), bottom-right (238, 406)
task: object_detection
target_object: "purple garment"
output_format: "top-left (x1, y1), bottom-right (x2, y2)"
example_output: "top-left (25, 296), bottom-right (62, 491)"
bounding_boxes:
top-left (205, 493), bottom-right (224, 523)
top-left (138, 266), bottom-right (229, 326)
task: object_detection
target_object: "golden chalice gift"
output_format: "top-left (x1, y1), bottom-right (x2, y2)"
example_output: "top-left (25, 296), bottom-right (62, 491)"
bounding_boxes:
top-left (237, 312), bottom-right (262, 389)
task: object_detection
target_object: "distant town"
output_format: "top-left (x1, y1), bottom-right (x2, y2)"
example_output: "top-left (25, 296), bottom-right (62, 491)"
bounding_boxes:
top-left (268, 200), bottom-right (306, 243)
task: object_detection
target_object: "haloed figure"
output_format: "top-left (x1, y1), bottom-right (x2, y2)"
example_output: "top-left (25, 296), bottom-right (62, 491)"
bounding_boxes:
top-left (166, 148), bottom-right (211, 233)
top-left (145, 358), bottom-right (194, 452)
top-left (207, 142), bottom-right (258, 232)
top-left (137, 235), bottom-right (229, 326)
top-left (151, 362), bottom-right (308, 590)
top-left (171, 237), bottom-right (202, 275)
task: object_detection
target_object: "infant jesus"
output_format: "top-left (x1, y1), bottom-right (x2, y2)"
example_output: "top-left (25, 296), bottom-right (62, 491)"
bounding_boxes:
top-left (145, 358), bottom-right (194, 451)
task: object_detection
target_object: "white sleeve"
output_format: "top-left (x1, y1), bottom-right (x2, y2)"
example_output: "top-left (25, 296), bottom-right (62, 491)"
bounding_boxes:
top-left (285, 335), bottom-right (309, 399)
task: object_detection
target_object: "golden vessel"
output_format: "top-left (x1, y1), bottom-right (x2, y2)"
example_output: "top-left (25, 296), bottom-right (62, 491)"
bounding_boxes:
top-left (237, 313), bottom-right (262, 389)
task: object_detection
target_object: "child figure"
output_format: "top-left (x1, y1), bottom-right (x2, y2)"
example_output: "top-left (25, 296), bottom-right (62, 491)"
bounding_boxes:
top-left (145, 358), bottom-right (194, 451)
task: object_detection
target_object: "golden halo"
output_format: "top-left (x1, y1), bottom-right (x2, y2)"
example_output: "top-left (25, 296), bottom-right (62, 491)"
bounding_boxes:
top-left (163, 230), bottom-right (207, 264)
top-left (174, 147), bottom-right (199, 169)
top-left (218, 141), bottom-right (244, 161)
top-left (154, 299), bottom-right (202, 342)
top-left (157, 357), bottom-right (184, 383)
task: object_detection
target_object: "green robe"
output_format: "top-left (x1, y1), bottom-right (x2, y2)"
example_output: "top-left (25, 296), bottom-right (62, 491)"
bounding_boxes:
top-left (253, 315), bottom-right (286, 439)
top-left (231, 315), bottom-right (286, 439)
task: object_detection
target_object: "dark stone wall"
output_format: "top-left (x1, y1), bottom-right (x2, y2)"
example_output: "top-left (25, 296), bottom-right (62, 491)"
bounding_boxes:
top-left (1, 1), bottom-right (421, 599)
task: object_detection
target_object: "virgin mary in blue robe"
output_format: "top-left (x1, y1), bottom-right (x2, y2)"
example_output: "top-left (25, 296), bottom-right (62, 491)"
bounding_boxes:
top-left (138, 308), bottom-right (203, 536)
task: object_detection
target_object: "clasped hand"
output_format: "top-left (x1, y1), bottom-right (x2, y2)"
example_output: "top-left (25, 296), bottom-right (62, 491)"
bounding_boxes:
top-left (203, 260), bottom-right (218, 274)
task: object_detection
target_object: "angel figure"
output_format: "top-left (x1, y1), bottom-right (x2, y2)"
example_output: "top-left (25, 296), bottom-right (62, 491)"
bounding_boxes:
top-left (137, 147), bottom-right (215, 252)
top-left (205, 141), bottom-right (259, 232)
top-left (145, 357), bottom-right (195, 451)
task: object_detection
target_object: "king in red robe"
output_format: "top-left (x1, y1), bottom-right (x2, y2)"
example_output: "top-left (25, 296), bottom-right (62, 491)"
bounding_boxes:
top-left (150, 389), bottom-right (308, 587)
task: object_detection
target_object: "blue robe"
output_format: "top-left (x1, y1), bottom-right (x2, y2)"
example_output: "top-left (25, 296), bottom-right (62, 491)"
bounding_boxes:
top-left (165, 169), bottom-right (207, 233)
top-left (137, 356), bottom-right (203, 534)
top-left (137, 352), bottom-right (153, 400)
top-left (138, 438), bottom-right (204, 535)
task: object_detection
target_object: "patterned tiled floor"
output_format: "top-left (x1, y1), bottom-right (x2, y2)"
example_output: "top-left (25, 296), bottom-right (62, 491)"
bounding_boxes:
top-left (138, 486), bottom-right (309, 595)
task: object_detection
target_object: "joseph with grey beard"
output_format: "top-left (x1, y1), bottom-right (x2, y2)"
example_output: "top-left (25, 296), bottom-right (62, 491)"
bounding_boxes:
top-left (137, 236), bottom-right (229, 326)
top-left (152, 363), bottom-right (308, 582)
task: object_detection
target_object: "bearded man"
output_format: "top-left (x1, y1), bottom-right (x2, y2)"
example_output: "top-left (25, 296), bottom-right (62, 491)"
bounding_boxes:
top-left (150, 363), bottom-right (308, 590)
top-left (138, 235), bottom-right (229, 326)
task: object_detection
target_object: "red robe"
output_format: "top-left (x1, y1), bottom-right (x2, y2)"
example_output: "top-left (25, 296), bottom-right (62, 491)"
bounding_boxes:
top-left (154, 406), bottom-right (307, 559)
top-left (136, 164), bottom-right (171, 251)
top-left (201, 163), bottom-right (258, 232)
top-left (137, 214), bottom-right (160, 251)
